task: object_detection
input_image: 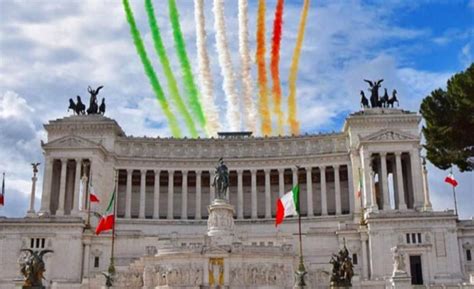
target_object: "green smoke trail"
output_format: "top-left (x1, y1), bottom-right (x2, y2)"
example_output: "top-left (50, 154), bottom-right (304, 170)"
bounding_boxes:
top-left (122, 0), bottom-right (181, 138)
top-left (145, 0), bottom-right (198, 138)
top-left (168, 0), bottom-right (207, 129)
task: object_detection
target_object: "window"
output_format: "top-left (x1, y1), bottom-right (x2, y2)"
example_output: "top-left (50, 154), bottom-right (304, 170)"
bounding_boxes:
top-left (406, 234), bottom-right (410, 244)
top-left (94, 256), bottom-right (100, 268)
top-left (352, 254), bottom-right (358, 265)
top-left (30, 238), bottom-right (46, 249)
top-left (467, 249), bottom-right (472, 261)
top-left (406, 233), bottom-right (422, 244)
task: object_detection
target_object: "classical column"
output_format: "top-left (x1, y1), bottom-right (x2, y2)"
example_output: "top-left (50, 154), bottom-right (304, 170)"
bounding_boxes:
top-left (237, 170), bottom-right (243, 219)
top-left (209, 170), bottom-right (215, 202)
top-left (362, 153), bottom-right (373, 209)
top-left (195, 170), bottom-right (202, 219)
top-left (320, 166), bottom-right (328, 216)
top-left (264, 169), bottom-right (271, 218)
top-left (125, 169), bottom-right (133, 219)
top-left (56, 159), bottom-right (68, 216)
top-left (251, 169), bottom-right (257, 219)
top-left (334, 165), bottom-right (341, 215)
top-left (380, 153), bottom-right (390, 210)
top-left (27, 166), bottom-right (39, 216)
top-left (421, 158), bottom-right (432, 211)
top-left (347, 164), bottom-right (355, 214)
top-left (39, 157), bottom-right (53, 214)
top-left (167, 170), bottom-right (174, 219)
top-left (153, 170), bottom-right (160, 219)
top-left (410, 148), bottom-right (424, 209)
top-left (361, 233), bottom-right (369, 280)
top-left (181, 170), bottom-right (188, 220)
top-left (292, 167), bottom-right (298, 187)
top-left (395, 152), bottom-right (407, 210)
top-left (305, 167), bottom-right (314, 216)
top-left (369, 170), bottom-right (378, 212)
top-left (71, 159), bottom-right (82, 215)
top-left (83, 238), bottom-right (91, 278)
top-left (139, 169), bottom-right (146, 219)
top-left (278, 168), bottom-right (284, 197)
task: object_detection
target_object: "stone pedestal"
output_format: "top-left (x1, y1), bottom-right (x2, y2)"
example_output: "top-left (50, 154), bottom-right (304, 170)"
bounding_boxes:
top-left (207, 199), bottom-right (235, 246)
top-left (390, 272), bottom-right (411, 289)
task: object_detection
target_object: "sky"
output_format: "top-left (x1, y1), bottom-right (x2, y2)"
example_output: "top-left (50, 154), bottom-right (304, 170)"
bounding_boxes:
top-left (0, 0), bottom-right (472, 219)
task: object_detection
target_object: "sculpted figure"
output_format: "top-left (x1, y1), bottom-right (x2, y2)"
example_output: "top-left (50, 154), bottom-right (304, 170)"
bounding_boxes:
top-left (392, 246), bottom-right (406, 274)
top-left (212, 158), bottom-right (229, 200)
top-left (360, 90), bottom-right (369, 108)
top-left (387, 89), bottom-right (399, 108)
top-left (381, 88), bottom-right (390, 107)
top-left (19, 249), bottom-right (53, 287)
top-left (86, 85), bottom-right (103, 114)
top-left (99, 98), bottom-right (106, 115)
top-left (364, 79), bottom-right (384, 107)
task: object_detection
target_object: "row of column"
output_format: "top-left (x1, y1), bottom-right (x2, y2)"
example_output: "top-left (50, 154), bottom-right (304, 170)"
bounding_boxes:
top-left (363, 150), bottom-right (423, 211)
top-left (120, 164), bottom-right (352, 220)
top-left (40, 158), bottom-right (87, 216)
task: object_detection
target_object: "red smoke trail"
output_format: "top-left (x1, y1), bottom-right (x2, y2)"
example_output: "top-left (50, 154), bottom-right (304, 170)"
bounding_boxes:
top-left (270, 0), bottom-right (284, 135)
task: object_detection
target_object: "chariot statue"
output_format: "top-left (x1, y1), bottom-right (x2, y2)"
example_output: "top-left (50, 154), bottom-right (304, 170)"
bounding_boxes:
top-left (212, 158), bottom-right (229, 201)
top-left (329, 242), bottom-right (353, 287)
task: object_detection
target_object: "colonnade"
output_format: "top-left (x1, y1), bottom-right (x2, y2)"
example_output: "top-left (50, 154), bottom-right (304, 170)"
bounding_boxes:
top-left (116, 164), bottom-right (353, 220)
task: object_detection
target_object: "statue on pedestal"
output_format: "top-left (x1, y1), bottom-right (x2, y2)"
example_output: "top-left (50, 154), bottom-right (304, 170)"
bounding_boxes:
top-left (391, 246), bottom-right (406, 276)
top-left (329, 242), bottom-right (353, 287)
top-left (212, 158), bottom-right (229, 201)
top-left (19, 249), bottom-right (53, 288)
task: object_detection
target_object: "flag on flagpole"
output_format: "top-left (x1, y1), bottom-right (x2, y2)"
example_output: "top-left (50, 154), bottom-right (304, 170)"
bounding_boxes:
top-left (89, 183), bottom-right (100, 203)
top-left (444, 173), bottom-right (458, 187)
top-left (356, 168), bottom-right (362, 198)
top-left (95, 189), bottom-right (115, 235)
top-left (275, 185), bottom-right (300, 227)
top-left (0, 173), bottom-right (5, 206)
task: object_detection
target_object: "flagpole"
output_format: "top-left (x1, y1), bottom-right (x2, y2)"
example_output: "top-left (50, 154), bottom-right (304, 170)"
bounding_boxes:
top-left (294, 166), bottom-right (307, 288)
top-left (84, 162), bottom-right (91, 230)
top-left (108, 169), bottom-right (118, 278)
top-left (450, 169), bottom-right (458, 217)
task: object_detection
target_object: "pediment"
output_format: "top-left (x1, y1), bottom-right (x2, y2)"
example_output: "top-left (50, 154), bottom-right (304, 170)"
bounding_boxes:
top-left (42, 135), bottom-right (101, 150)
top-left (360, 129), bottom-right (418, 143)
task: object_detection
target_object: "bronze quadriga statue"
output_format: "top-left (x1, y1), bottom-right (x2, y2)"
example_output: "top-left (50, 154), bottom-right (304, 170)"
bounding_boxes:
top-left (329, 245), bottom-right (353, 288)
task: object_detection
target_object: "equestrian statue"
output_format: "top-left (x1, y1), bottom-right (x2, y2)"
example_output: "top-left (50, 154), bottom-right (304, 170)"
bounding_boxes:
top-left (212, 158), bottom-right (229, 201)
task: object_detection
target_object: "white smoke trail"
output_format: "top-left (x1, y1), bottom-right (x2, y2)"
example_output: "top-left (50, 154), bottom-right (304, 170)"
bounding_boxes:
top-left (213, 0), bottom-right (241, 131)
top-left (238, 0), bottom-right (257, 133)
top-left (194, 0), bottom-right (220, 136)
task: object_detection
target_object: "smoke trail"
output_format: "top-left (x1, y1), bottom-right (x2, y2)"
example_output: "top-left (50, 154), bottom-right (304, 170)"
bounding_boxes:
top-left (194, 0), bottom-right (221, 136)
top-left (122, 0), bottom-right (181, 138)
top-left (213, 0), bottom-right (241, 131)
top-left (238, 0), bottom-right (257, 133)
top-left (288, 0), bottom-right (310, 135)
top-left (168, 0), bottom-right (206, 130)
top-left (256, 0), bottom-right (271, 136)
top-left (270, 0), bottom-right (284, 135)
top-left (145, 0), bottom-right (198, 138)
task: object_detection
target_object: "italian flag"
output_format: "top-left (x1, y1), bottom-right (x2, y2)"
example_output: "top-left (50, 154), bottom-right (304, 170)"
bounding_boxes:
top-left (95, 189), bottom-right (115, 235)
top-left (0, 173), bottom-right (5, 206)
top-left (275, 185), bottom-right (300, 227)
top-left (89, 183), bottom-right (100, 203)
top-left (444, 173), bottom-right (458, 187)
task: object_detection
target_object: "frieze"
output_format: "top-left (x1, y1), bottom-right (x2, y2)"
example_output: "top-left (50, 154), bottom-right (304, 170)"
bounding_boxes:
top-left (229, 263), bottom-right (293, 286)
top-left (115, 134), bottom-right (348, 160)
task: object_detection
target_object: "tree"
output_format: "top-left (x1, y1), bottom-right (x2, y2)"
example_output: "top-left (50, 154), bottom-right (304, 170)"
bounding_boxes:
top-left (420, 63), bottom-right (474, 172)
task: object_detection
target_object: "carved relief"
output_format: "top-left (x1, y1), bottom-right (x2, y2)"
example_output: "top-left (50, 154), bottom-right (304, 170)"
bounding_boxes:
top-left (229, 263), bottom-right (292, 286)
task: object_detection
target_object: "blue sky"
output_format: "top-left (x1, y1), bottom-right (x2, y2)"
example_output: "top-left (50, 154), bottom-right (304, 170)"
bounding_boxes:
top-left (0, 0), bottom-right (472, 218)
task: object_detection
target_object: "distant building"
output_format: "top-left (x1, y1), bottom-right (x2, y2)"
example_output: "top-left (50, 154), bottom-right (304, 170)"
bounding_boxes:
top-left (0, 108), bottom-right (472, 288)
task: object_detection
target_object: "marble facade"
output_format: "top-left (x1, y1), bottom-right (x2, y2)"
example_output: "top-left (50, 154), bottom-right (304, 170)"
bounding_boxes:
top-left (0, 108), bottom-right (473, 289)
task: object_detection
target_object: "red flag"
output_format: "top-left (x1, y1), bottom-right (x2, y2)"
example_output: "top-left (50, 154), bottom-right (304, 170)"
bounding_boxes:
top-left (444, 173), bottom-right (458, 187)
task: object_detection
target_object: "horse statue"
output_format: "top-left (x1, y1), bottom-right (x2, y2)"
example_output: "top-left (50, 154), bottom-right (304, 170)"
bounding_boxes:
top-left (76, 96), bottom-right (86, 114)
top-left (212, 158), bottom-right (229, 201)
top-left (329, 240), bottom-right (354, 287)
top-left (86, 85), bottom-right (103, 115)
top-left (387, 89), bottom-right (399, 108)
top-left (19, 249), bottom-right (53, 287)
top-left (364, 79), bottom-right (384, 108)
top-left (380, 88), bottom-right (389, 107)
top-left (360, 90), bottom-right (369, 108)
top-left (99, 98), bottom-right (106, 115)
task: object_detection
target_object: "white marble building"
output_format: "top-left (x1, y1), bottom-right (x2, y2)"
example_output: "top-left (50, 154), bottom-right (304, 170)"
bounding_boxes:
top-left (0, 108), bottom-right (473, 289)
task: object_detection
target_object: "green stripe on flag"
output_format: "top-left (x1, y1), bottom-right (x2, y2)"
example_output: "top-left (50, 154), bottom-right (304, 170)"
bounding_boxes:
top-left (292, 185), bottom-right (300, 215)
top-left (105, 190), bottom-right (115, 214)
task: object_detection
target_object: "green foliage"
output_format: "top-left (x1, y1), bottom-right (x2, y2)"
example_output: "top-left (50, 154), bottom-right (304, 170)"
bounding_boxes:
top-left (420, 63), bottom-right (474, 172)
